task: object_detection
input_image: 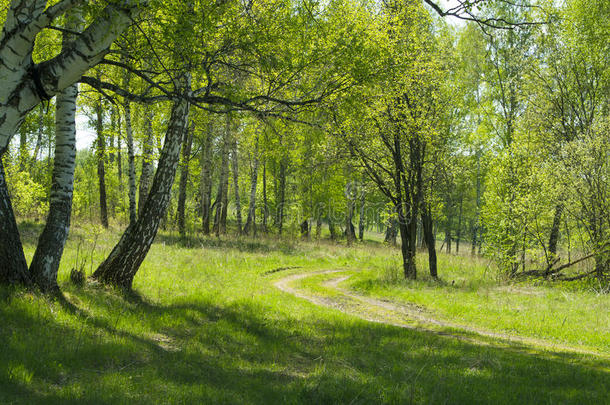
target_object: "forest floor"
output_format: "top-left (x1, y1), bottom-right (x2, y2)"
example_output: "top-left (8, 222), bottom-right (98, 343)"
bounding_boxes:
top-left (0, 223), bottom-right (608, 404)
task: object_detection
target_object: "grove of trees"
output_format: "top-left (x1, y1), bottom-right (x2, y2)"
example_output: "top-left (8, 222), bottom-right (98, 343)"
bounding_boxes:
top-left (1, 0), bottom-right (609, 293)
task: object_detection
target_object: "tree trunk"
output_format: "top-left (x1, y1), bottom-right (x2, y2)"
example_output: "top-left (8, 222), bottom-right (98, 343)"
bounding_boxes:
top-left (397, 213), bottom-right (416, 280)
top-left (124, 100), bottom-right (137, 224)
top-left (456, 197), bottom-right (463, 254)
top-left (385, 218), bottom-right (398, 245)
top-left (358, 193), bottom-right (365, 241)
top-left (277, 159), bottom-right (287, 235)
top-left (444, 219), bottom-right (452, 254)
top-left (213, 117), bottom-right (230, 236)
top-left (95, 94), bottom-right (109, 228)
top-left (421, 207), bottom-right (438, 279)
top-left (329, 219), bottom-right (337, 240)
top-left (548, 204), bottom-right (563, 259)
top-left (244, 133), bottom-right (259, 235)
top-left (346, 198), bottom-right (355, 246)
top-left (231, 138), bottom-right (242, 235)
top-left (93, 83), bottom-right (191, 289)
top-left (262, 157), bottom-right (268, 233)
top-left (29, 6), bottom-right (84, 291)
top-left (29, 84), bottom-right (79, 291)
top-left (300, 220), bottom-right (309, 238)
top-left (200, 122), bottom-right (213, 235)
top-left (138, 107), bottom-right (154, 216)
top-left (117, 121), bottom-right (123, 204)
top-left (472, 149), bottom-right (482, 256)
top-left (177, 121), bottom-right (194, 237)
top-left (0, 159), bottom-right (30, 285)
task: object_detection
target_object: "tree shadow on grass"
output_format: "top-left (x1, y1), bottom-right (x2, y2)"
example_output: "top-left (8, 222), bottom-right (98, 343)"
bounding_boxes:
top-left (0, 284), bottom-right (608, 404)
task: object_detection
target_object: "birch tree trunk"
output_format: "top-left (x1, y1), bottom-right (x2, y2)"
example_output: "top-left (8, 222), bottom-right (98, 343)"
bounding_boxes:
top-left (123, 95), bottom-right (137, 225)
top-left (200, 123), bottom-right (213, 235)
top-left (277, 160), bottom-right (286, 235)
top-left (213, 118), bottom-right (230, 236)
top-left (358, 193), bottom-right (365, 241)
top-left (346, 198), bottom-right (355, 246)
top-left (262, 157), bottom-right (268, 233)
top-left (138, 108), bottom-right (154, 216)
top-left (95, 93), bottom-right (109, 228)
top-left (30, 6), bottom-right (83, 292)
top-left (244, 133), bottom-right (259, 235)
top-left (231, 138), bottom-right (243, 235)
top-left (177, 121), bottom-right (194, 237)
top-left (93, 81), bottom-right (191, 289)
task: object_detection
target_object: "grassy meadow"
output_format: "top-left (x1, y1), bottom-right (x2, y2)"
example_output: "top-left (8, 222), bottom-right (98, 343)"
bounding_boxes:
top-left (0, 224), bottom-right (608, 404)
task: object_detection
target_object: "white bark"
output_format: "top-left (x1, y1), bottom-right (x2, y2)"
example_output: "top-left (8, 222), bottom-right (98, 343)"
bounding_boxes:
top-left (138, 106), bottom-right (154, 216)
top-left (29, 4), bottom-right (83, 291)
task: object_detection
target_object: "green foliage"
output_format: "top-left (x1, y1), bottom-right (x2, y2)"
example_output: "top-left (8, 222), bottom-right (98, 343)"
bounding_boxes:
top-left (5, 165), bottom-right (48, 219)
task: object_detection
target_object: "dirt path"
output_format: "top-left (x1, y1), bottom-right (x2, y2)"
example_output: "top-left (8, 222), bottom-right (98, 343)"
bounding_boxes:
top-left (274, 269), bottom-right (609, 361)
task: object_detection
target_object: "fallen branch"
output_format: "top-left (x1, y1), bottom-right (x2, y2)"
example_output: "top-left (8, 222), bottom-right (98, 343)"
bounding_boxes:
top-left (518, 252), bottom-right (598, 280)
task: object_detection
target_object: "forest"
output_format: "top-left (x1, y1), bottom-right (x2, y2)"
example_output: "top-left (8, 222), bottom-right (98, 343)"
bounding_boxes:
top-left (0, 0), bottom-right (609, 403)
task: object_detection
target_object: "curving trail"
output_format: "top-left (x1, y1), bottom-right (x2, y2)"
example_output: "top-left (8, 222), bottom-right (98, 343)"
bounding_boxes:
top-left (274, 269), bottom-right (609, 361)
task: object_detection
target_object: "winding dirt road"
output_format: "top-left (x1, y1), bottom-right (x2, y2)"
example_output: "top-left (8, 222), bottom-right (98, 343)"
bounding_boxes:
top-left (273, 269), bottom-right (609, 361)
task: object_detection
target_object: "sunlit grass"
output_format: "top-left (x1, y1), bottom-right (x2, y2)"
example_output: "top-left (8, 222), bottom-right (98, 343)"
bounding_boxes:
top-left (0, 224), bottom-right (608, 403)
top-left (348, 250), bottom-right (610, 353)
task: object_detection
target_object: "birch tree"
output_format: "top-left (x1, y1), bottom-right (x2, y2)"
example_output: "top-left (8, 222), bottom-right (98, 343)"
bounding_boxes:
top-left (29, 6), bottom-right (83, 292)
top-left (0, 0), bottom-right (143, 284)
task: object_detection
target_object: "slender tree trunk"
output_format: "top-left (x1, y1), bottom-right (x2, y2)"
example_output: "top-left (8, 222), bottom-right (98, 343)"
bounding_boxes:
top-left (93, 81), bottom-right (191, 289)
top-left (277, 159), bottom-right (286, 235)
top-left (548, 204), bottom-right (563, 259)
top-left (32, 105), bottom-right (44, 163)
top-left (397, 211), bottom-right (416, 280)
top-left (244, 133), bottom-right (259, 235)
top-left (329, 219), bottom-right (337, 240)
top-left (472, 149), bottom-right (482, 256)
top-left (315, 216), bottom-right (322, 239)
top-left (262, 157), bottom-right (268, 233)
top-left (445, 218), bottom-right (452, 254)
top-left (138, 107), bottom-right (154, 216)
top-left (95, 93), bottom-right (109, 228)
top-left (456, 197), bottom-right (463, 254)
top-left (124, 100), bottom-right (137, 224)
top-left (0, 159), bottom-right (30, 285)
top-left (108, 110), bottom-right (116, 165)
top-left (346, 198), bottom-right (355, 246)
top-left (358, 193), bottom-right (365, 241)
top-left (177, 121), bottom-right (194, 237)
top-left (213, 118), bottom-right (230, 236)
top-left (117, 123), bottom-right (123, 204)
top-left (200, 123), bottom-right (213, 235)
top-left (231, 138), bottom-right (242, 235)
top-left (421, 207), bottom-right (437, 278)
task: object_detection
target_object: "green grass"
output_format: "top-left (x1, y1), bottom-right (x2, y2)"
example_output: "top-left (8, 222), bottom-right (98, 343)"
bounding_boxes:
top-left (347, 251), bottom-right (610, 354)
top-left (0, 225), bottom-right (608, 404)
